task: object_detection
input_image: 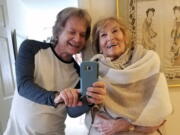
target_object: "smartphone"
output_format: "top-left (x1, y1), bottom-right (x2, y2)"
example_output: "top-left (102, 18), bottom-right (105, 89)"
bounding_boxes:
top-left (80, 61), bottom-right (98, 98)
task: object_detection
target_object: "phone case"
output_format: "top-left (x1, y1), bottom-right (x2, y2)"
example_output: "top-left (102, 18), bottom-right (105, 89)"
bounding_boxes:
top-left (80, 61), bottom-right (98, 97)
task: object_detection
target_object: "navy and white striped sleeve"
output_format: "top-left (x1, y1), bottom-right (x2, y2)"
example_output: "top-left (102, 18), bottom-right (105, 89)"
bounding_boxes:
top-left (15, 39), bottom-right (57, 106)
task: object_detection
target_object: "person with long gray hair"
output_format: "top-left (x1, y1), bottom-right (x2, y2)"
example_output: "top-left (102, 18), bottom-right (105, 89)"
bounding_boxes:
top-left (3, 7), bottom-right (106, 135)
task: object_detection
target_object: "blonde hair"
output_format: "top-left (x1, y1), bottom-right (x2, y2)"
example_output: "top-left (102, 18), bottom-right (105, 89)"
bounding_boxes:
top-left (92, 17), bottom-right (132, 53)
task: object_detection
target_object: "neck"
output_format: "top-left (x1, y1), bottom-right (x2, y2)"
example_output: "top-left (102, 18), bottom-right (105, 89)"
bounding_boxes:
top-left (54, 45), bottom-right (73, 62)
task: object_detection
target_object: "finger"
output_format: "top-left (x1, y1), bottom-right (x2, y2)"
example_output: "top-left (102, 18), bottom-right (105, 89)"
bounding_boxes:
top-left (66, 89), bottom-right (74, 107)
top-left (93, 122), bottom-right (108, 129)
top-left (87, 97), bottom-right (101, 104)
top-left (100, 130), bottom-right (109, 135)
top-left (68, 89), bottom-right (81, 107)
top-left (60, 90), bottom-right (68, 105)
top-left (87, 93), bottom-right (105, 104)
top-left (71, 89), bottom-right (78, 107)
top-left (92, 123), bottom-right (100, 128)
top-left (95, 125), bottom-right (111, 135)
top-left (54, 92), bottom-right (62, 104)
top-left (86, 87), bottom-right (106, 104)
top-left (93, 124), bottom-right (102, 132)
top-left (92, 81), bottom-right (105, 88)
top-left (87, 87), bottom-right (106, 95)
top-left (77, 101), bottom-right (83, 106)
top-left (103, 130), bottom-right (113, 135)
top-left (77, 89), bottom-right (81, 94)
top-left (99, 125), bottom-right (114, 135)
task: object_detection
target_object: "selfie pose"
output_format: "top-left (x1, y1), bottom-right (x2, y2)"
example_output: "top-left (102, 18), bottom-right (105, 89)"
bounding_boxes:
top-left (84, 17), bottom-right (172, 135)
top-left (3, 7), bottom-right (106, 135)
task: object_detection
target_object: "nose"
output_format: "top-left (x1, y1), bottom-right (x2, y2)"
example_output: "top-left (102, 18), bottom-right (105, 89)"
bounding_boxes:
top-left (107, 32), bottom-right (114, 41)
top-left (74, 34), bottom-right (81, 42)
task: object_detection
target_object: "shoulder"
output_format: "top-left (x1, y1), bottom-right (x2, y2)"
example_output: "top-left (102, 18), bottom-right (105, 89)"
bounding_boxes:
top-left (17, 39), bottom-right (53, 62)
top-left (20, 39), bottom-right (51, 49)
top-left (19, 39), bottom-right (51, 55)
top-left (132, 45), bottom-right (160, 61)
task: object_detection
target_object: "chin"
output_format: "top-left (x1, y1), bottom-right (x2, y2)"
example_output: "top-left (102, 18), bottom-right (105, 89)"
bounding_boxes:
top-left (71, 50), bottom-right (80, 55)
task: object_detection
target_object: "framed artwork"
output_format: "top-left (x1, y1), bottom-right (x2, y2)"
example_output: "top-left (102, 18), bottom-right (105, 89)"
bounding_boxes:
top-left (117, 0), bottom-right (180, 87)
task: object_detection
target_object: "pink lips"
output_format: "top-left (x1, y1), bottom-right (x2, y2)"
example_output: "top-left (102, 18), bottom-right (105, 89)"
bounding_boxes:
top-left (107, 44), bottom-right (117, 48)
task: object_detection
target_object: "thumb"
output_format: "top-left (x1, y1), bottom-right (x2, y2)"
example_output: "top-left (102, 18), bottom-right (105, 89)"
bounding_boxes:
top-left (77, 89), bottom-right (81, 93)
top-left (77, 101), bottom-right (83, 106)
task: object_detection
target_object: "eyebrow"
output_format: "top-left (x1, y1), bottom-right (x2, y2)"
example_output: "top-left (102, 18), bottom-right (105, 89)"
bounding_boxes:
top-left (68, 27), bottom-right (86, 33)
top-left (112, 26), bottom-right (120, 30)
top-left (100, 25), bottom-right (120, 33)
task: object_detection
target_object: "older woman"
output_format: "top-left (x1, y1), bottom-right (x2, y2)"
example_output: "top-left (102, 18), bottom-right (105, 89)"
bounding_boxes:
top-left (85, 17), bottom-right (172, 135)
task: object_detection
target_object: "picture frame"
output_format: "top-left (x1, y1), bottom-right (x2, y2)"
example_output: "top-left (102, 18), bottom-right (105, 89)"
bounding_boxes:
top-left (117, 0), bottom-right (180, 87)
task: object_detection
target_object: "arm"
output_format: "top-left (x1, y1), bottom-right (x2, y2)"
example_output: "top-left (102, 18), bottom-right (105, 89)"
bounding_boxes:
top-left (16, 40), bottom-right (57, 106)
top-left (93, 116), bottom-right (165, 135)
top-left (67, 104), bottom-right (92, 118)
top-left (66, 81), bottom-right (107, 117)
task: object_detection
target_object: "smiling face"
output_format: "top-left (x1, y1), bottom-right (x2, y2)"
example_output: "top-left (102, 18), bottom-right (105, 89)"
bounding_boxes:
top-left (98, 20), bottom-right (126, 61)
top-left (55, 16), bottom-right (87, 61)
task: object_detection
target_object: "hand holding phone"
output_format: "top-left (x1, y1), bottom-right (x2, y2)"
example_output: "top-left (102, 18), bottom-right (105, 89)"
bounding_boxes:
top-left (80, 61), bottom-right (98, 98)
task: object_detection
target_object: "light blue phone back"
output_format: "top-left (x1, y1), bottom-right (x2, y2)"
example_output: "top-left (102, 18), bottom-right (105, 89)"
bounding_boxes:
top-left (80, 61), bottom-right (98, 97)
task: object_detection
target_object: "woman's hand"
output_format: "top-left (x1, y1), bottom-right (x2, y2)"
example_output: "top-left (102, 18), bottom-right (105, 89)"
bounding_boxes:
top-left (86, 81), bottom-right (106, 105)
top-left (93, 114), bottom-right (130, 135)
top-left (93, 115), bottom-right (165, 135)
top-left (54, 88), bottom-right (82, 107)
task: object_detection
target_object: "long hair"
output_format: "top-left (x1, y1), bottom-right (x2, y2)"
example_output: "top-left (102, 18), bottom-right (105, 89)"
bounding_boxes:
top-left (52, 7), bottom-right (91, 45)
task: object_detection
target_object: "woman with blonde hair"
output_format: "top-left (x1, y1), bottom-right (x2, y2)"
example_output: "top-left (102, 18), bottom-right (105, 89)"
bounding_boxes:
top-left (85, 17), bottom-right (172, 135)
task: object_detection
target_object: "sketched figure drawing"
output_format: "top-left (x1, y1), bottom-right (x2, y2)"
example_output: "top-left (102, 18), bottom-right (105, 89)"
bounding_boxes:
top-left (142, 8), bottom-right (157, 50)
top-left (171, 6), bottom-right (180, 65)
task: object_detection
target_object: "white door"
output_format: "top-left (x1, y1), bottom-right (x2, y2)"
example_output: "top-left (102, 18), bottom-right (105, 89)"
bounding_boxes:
top-left (0, 0), bottom-right (15, 134)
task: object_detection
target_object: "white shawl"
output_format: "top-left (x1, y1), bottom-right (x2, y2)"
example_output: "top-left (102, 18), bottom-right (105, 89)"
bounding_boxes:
top-left (91, 45), bottom-right (172, 126)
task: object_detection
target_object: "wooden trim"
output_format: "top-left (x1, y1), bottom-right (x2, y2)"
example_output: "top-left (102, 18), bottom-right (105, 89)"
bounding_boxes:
top-left (168, 84), bottom-right (180, 88)
top-left (116, 0), bottom-right (119, 18)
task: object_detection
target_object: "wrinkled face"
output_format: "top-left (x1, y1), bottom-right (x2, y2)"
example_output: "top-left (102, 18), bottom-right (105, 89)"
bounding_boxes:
top-left (56, 16), bottom-right (87, 56)
top-left (99, 21), bottom-right (126, 61)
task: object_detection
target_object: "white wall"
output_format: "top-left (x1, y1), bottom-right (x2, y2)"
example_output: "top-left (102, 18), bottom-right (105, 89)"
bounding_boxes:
top-left (25, 0), bottom-right (78, 41)
top-left (6, 0), bottom-right (28, 36)
top-left (6, 0), bottom-right (78, 44)
top-left (78, 0), bottom-right (116, 26)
